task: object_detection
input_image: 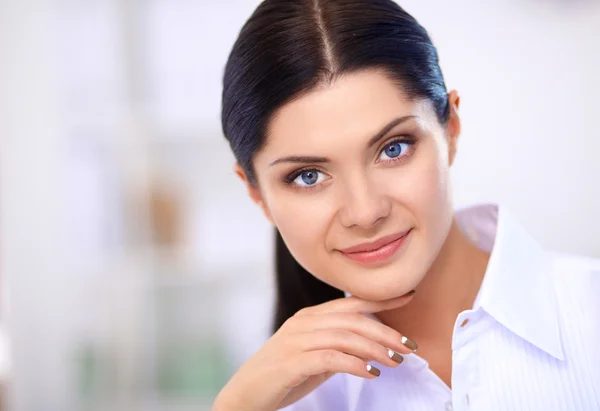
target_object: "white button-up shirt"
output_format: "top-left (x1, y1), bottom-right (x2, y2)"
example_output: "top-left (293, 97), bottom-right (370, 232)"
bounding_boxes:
top-left (282, 204), bottom-right (600, 410)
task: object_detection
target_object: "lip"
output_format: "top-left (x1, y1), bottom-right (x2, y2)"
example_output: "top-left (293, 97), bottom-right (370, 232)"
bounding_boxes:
top-left (339, 229), bottom-right (412, 265)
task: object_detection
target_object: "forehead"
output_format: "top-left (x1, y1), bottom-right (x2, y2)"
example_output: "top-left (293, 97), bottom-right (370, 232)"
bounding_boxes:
top-left (262, 70), bottom-right (435, 156)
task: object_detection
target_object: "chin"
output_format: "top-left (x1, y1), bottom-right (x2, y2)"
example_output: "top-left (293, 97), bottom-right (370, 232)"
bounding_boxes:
top-left (347, 286), bottom-right (407, 302)
top-left (345, 264), bottom-right (422, 302)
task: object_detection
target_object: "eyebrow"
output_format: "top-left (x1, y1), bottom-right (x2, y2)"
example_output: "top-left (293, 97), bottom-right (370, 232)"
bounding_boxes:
top-left (268, 115), bottom-right (417, 167)
top-left (366, 115), bottom-right (416, 147)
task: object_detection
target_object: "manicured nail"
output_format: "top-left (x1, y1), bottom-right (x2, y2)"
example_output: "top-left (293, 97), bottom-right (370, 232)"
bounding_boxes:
top-left (366, 364), bottom-right (380, 377)
top-left (401, 335), bottom-right (418, 352)
top-left (388, 349), bottom-right (404, 364)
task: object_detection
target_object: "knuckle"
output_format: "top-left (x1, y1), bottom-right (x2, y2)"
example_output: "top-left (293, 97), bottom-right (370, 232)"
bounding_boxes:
top-left (294, 307), bottom-right (313, 317)
top-left (320, 349), bottom-right (337, 367)
top-left (281, 317), bottom-right (294, 329)
top-left (281, 315), bottom-right (301, 331)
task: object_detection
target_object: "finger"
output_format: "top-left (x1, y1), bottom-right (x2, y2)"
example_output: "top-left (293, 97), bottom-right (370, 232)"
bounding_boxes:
top-left (296, 291), bottom-right (415, 316)
top-left (290, 329), bottom-right (404, 368)
top-left (283, 349), bottom-right (379, 389)
top-left (289, 311), bottom-right (418, 355)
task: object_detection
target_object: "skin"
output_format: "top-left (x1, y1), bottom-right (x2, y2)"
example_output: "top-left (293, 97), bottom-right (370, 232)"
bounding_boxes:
top-left (214, 69), bottom-right (490, 410)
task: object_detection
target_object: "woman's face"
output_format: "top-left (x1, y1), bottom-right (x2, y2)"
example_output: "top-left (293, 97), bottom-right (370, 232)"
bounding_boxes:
top-left (243, 69), bottom-right (460, 301)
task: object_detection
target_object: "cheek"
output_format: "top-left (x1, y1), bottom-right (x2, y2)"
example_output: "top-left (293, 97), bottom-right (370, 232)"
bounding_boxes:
top-left (391, 140), bottom-right (449, 201)
top-left (387, 140), bottom-right (453, 243)
top-left (415, 141), bottom-right (454, 249)
top-left (266, 190), bottom-right (335, 274)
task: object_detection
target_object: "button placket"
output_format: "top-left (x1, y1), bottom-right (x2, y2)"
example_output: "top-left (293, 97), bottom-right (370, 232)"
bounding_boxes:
top-left (452, 316), bottom-right (481, 411)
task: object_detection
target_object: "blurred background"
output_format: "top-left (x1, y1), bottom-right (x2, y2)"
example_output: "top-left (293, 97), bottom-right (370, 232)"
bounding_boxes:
top-left (0, 0), bottom-right (599, 410)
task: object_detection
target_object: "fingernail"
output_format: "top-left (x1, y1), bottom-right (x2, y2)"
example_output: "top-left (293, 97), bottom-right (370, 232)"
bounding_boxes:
top-left (366, 364), bottom-right (381, 377)
top-left (401, 335), bottom-right (418, 352)
top-left (388, 349), bottom-right (404, 364)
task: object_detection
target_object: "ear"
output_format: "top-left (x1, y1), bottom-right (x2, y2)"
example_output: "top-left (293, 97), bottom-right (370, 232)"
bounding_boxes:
top-left (446, 90), bottom-right (461, 167)
top-left (234, 163), bottom-right (274, 225)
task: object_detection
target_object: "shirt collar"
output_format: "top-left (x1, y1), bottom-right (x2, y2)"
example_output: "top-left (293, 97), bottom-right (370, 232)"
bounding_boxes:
top-left (463, 204), bottom-right (564, 361)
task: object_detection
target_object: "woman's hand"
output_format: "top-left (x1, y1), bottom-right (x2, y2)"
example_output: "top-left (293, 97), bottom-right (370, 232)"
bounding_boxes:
top-left (212, 293), bottom-right (417, 411)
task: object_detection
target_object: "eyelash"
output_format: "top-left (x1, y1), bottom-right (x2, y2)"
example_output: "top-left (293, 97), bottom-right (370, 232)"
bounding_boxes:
top-left (376, 136), bottom-right (417, 165)
top-left (283, 166), bottom-right (325, 186)
top-left (283, 136), bottom-right (418, 190)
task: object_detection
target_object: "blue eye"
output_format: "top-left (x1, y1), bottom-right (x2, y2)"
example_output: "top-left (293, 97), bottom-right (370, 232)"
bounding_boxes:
top-left (293, 170), bottom-right (324, 186)
top-left (379, 140), bottom-right (410, 161)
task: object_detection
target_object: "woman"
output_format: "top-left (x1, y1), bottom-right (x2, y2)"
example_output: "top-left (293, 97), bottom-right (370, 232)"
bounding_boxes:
top-left (213, 1), bottom-right (600, 410)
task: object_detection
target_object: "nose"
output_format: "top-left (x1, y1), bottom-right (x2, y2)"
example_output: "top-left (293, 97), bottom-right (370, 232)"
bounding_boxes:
top-left (338, 173), bottom-right (392, 230)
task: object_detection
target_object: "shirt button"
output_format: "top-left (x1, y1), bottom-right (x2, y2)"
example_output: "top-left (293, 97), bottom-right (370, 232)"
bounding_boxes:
top-left (445, 401), bottom-right (453, 411)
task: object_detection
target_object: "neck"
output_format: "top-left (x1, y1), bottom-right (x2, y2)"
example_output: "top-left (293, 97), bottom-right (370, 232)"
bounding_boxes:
top-left (377, 218), bottom-right (490, 344)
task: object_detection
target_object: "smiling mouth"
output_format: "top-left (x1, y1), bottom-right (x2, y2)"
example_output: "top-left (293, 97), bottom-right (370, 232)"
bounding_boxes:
top-left (339, 229), bottom-right (412, 265)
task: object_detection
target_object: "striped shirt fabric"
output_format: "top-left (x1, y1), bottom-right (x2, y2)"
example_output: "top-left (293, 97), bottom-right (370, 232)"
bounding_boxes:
top-left (282, 204), bottom-right (600, 411)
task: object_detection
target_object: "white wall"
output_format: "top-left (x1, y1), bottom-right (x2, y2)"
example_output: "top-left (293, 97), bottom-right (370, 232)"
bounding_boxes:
top-left (0, 2), bottom-right (75, 410)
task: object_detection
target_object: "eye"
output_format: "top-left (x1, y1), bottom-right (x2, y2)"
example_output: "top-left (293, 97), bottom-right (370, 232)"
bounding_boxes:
top-left (292, 169), bottom-right (326, 187)
top-left (379, 140), bottom-right (411, 161)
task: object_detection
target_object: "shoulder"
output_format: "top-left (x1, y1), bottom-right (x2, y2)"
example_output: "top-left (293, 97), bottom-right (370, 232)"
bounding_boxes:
top-left (550, 251), bottom-right (600, 293)
top-left (279, 373), bottom-right (348, 411)
top-left (549, 251), bottom-right (600, 329)
top-left (548, 252), bottom-right (600, 387)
